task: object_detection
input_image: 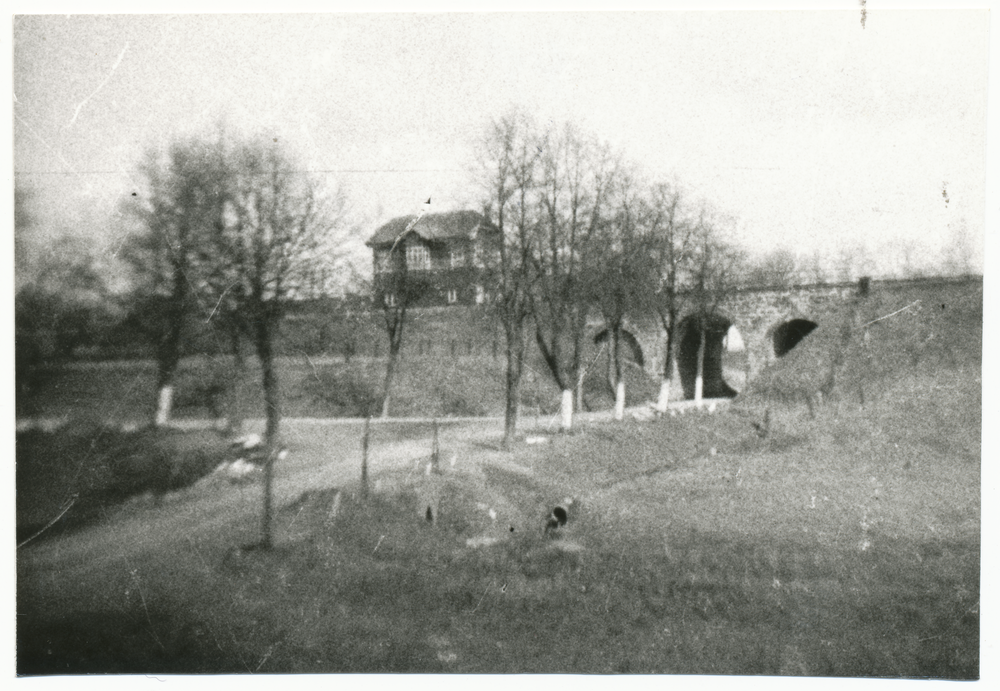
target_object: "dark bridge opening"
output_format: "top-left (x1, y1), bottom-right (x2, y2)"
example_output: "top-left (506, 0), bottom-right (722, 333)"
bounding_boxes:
top-left (772, 319), bottom-right (818, 357)
top-left (678, 314), bottom-right (738, 400)
top-left (593, 329), bottom-right (645, 369)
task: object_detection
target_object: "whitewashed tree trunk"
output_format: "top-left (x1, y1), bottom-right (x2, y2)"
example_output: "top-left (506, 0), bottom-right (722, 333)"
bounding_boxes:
top-left (656, 378), bottom-right (671, 413)
top-left (154, 384), bottom-right (174, 427)
top-left (695, 324), bottom-right (706, 406)
top-left (560, 389), bottom-right (573, 431)
top-left (656, 355), bottom-right (679, 413)
top-left (614, 380), bottom-right (626, 420)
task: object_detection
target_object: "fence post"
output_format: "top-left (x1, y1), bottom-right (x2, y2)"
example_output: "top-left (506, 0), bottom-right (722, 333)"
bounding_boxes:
top-left (431, 418), bottom-right (440, 473)
top-left (261, 445), bottom-right (283, 550)
top-left (361, 416), bottom-right (371, 498)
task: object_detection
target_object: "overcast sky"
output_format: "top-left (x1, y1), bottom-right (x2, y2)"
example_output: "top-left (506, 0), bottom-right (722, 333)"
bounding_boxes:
top-left (12, 5), bottom-right (991, 279)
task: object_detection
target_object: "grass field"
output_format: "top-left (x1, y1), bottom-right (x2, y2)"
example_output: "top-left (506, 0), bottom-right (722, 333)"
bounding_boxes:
top-left (15, 350), bottom-right (672, 424)
top-left (16, 362), bottom-right (980, 676)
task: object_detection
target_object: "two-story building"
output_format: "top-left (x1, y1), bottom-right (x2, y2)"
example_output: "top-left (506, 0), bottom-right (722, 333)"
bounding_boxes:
top-left (366, 210), bottom-right (501, 308)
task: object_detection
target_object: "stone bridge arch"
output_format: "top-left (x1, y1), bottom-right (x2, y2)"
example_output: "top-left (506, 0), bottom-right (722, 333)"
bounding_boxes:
top-left (593, 327), bottom-right (646, 369)
top-left (716, 282), bottom-right (863, 385)
top-left (597, 279), bottom-right (872, 401)
top-left (676, 313), bottom-right (741, 400)
top-left (577, 279), bottom-right (881, 402)
top-left (586, 315), bottom-right (663, 384)
top-left (769, 319), bottom-right (819, 357)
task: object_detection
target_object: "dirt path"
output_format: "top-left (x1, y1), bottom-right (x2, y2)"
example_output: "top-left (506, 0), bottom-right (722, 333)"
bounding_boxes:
top-left (17, 418), bottom-right (504, 617)
top-left (17, 403), bottom-right (734, 617)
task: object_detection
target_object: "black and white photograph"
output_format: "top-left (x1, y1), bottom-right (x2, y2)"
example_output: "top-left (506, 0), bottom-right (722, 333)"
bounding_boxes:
top-left (12, 3), bottom-right (989, 680)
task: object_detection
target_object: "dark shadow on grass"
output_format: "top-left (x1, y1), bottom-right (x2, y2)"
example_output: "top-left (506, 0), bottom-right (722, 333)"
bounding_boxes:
top-left (16, 608), bottom-right (251, 676)
top-left (16, 424), bottom-right (231, 548)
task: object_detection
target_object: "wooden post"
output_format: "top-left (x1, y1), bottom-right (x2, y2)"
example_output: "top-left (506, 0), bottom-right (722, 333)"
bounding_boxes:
top-left (260, 446), bottom-right (278, 549)
top-left (361, 416), bottom-right (371, 498)
top-left (431, 418), bottom-right (440, 473)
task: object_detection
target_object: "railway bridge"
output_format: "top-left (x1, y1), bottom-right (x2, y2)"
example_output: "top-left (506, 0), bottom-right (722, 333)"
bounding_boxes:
top-left (285, 275), bottom-right (981, 403)
top-left (596, 275), bottom-right (979, 401)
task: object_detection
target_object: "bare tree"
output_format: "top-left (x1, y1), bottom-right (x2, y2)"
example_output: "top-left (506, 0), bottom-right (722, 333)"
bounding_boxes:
top-left (688, 212), bottom-right (743, 405)
top-left (374, 225), bottom-right (432, 419)
top-left (531, 123), bottom-right (616, 430)
top-left (648, 183), bottom-right (698, 412)
top-left (204, 137), bottom-right (347, 551)
top-left (835, 242), bottom-right (876, 283)
top-left (207, 137), bottom-right (344, 445)
top-left (588, 167), bottom-right (660, 420)
top-left (894, 238), bottom-right (927, 279)
top-left (800, 248), bottom-right (829, 285)
top-left (121, 138), bottom-right (221, 426)
top-left (475, 111), bottom-right (540, 448)
top-left (740, 248), bottom-right (799, 288)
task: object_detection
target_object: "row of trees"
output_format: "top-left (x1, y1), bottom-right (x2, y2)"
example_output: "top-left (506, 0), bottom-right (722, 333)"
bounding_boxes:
top-left (19, 112), bottom-right (979, 454)
top-left (119, 129), bottom-right (349, 444)
top-left (472, 112), bottom-right (742, 448)
top-left (14, 187), bottom-right (125, 397)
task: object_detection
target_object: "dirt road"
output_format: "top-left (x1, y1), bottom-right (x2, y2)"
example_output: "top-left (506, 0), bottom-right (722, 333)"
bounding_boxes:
top-left (17, 418), bottom-right (505, 617)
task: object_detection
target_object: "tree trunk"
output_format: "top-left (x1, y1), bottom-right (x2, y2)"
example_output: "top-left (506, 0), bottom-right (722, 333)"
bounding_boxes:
top-left (256, 321), bottom-right (281, 445)
top-left (606, 329), bottom-right (617, 398)
top-left (657, 346), bottom-right (677, 413)
top-left (154, 268), bottom-right (188, 428)
top-left (261, 451), bottom-right (275, 549)
top-left (153, 315), bottom-right (183, 427)
top-left (560, 389), bottom-right (573, 431)
top-left (656, 313), bottom-right (677, 413)
top-left (612, 325), bottom-right (625, 421)
top-left (572, 305), bottom-right (588, 413)
top-left (381, 315), bottom-right (404, 419)
top-left (254, 318), bottom-right (281, 550)
top-left (381, 341), bottom-right (400, 419)
top-left (502, 328), bottom-right (524, 450)
top-left (695, 318), bottom-right (706, 405)
top-left (154, 383), bottom-right (175, 427)
top-left (656, 378), bottom-right (671, 413)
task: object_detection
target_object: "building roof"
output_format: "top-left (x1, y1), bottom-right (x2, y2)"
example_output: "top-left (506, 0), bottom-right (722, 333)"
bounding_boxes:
top-left (366, 210), bottom-right (498, 247)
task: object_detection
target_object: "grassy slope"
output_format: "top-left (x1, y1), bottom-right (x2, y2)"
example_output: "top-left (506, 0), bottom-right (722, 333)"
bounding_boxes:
top-left (16, 349), bottom-right (668, 422)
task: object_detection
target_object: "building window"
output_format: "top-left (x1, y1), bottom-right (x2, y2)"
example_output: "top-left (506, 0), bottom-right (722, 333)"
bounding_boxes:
top-left (475, 284), bottom-right (485, 304)
top-left (406, 244), bottom-right (431, 271)
top-left (374, 249), bottom-right (392, 274)
top-left (446, 289), bottom-right (458, 304)
top-left (450, 247), bottom-right (465, 268)
top-left (384, 293), bottom-right (396, 308)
